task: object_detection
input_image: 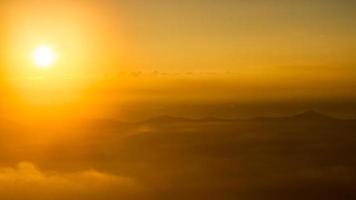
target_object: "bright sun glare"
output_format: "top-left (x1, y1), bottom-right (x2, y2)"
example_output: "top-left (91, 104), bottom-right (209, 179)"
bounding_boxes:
top-left (33, 45), bottom-right (56, 69)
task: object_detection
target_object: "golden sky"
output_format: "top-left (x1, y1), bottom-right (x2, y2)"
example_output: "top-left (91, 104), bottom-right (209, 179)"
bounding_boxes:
top-left (1, 0), bottom-right (356, 120)
top-left (2, 0), bottom-right (356, 72)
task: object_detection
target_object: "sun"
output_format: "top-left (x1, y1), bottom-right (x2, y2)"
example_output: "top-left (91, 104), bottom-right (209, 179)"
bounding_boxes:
top-left (33, 45), bottom-right (56, 69)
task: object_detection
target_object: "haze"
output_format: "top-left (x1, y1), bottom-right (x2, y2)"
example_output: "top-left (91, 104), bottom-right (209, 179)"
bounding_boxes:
top-left (0, 1), bottom-right (356, 200)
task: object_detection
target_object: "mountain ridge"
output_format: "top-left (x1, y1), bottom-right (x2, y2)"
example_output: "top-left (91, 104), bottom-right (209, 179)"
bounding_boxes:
top-left (85, 110), bottom-right (355, 129)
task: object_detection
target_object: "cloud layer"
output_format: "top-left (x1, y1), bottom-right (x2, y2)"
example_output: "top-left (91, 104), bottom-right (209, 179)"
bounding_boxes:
top-left (0, 162), bottom-right (137, 200)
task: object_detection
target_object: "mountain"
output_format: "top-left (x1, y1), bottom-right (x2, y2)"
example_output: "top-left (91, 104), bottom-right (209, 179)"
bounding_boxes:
top-left (252, 110), bottom-right (340, 122)
top-left (140, 115), bottom-right (235, 124)
top-left (85, 111), bottom-right (354, 131)
top-left (141, 115), bottom-right (194, 124)
top-left (286, 110), bottom-right (337, 121)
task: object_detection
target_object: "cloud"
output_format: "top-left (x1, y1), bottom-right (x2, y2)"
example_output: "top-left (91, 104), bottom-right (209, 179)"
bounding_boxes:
top-left (0, 162), bottom-right (138, 200)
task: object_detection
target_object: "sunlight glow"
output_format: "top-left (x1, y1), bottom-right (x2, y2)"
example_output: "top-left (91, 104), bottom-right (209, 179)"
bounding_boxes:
top-left (33, 45), bottom-right (56, 69)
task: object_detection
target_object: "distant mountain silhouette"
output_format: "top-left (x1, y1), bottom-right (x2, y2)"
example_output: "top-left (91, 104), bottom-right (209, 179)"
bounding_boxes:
top-left (141, 115), bottom-right (194, 124)
top-left (134, 111), bottom-right (346, 125)
top-left (87, 111), bottom-right (354, 130)
top-left (86, 118), bottom-right (133, 130)
top-left (195, 117), bottom-right (235, 122)
top-left (252, 110), bottom-right (339, 122)
top-left (141, 115), bottom-right (234, 124)
top-left (287, 110), bottom-right (336, 120)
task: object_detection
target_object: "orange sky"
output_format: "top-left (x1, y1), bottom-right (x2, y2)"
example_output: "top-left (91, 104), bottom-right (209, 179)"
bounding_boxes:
top-left (1, 0), bottom-right (356, 121)
top-left (2, 0), bottom-right (356, 72)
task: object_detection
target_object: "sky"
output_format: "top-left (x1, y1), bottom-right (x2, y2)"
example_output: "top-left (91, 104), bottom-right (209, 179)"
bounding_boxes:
top-left (120, 0), bottom-right (356, 71)
top-left (1, 0), bottom-right (356, 120)
top-left (2, 0), bottom-right (356, 72)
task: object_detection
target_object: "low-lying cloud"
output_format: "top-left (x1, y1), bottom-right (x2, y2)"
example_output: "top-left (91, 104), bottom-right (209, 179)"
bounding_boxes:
top-left (0, 162), bottom-right (138, 200)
